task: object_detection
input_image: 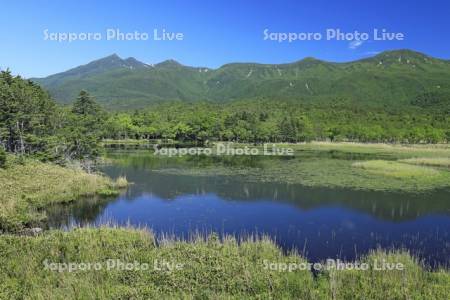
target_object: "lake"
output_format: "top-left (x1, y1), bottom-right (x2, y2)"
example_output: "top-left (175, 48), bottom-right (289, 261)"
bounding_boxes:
top-left (46, 147), bottom-right (450, 267)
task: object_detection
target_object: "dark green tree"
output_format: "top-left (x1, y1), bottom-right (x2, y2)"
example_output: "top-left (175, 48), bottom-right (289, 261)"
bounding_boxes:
top-left (0, 70), bottom-right (58, 157)
top-left (72, 90), bottom-right (102, 116)
top-left (60, 91), bottom-right (106, 161)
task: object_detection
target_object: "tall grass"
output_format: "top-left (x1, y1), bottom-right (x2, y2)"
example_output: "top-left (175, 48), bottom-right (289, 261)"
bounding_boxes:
top-left (0, 227), bottom-right (448, 299)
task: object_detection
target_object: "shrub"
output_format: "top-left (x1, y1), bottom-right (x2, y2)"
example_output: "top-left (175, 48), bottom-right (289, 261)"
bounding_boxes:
top-left (0, 148), bottom-right (6, 168)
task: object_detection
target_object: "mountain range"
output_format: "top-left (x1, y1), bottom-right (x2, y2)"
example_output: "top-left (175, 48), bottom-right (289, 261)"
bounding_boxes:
top-left (31, 50), bottom-right (450, 110)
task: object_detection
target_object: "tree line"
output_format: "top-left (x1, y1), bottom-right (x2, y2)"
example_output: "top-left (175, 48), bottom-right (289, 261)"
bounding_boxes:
top-left (103, 100), bottom-right (449, 144)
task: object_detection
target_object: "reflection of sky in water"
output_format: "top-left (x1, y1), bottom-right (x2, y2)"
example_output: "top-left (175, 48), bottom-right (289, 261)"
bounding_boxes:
top-left (47, 152), bottom-right (450, 268)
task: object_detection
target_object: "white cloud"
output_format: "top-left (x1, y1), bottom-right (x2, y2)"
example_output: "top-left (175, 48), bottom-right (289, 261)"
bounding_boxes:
top-left (348, 40), bottom-right (364, 49)
top-left (364, 51), bottom-right (380, 55)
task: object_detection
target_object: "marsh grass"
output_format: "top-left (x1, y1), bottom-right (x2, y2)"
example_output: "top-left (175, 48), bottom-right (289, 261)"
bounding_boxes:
top-left (327, 249), bottom-right (450, 299)
top-left (114, 176), bottom-right (129, 188)
top-left (296, 142), bottom-right (450, 158)
top-left (147, 142), bottom-right (450, 192)
top-left (349, 160), bottom-right (450, 191)
top-left (399, 157), bottom-right (450, 168)
top-left (157, 156), bottom-right (450, 192)
top-left (0, 227), bottom-right (448, 299)
top-left (0, 156), bottom-right (125, 232)
top-left (352, 160), bottom-right (439, 178)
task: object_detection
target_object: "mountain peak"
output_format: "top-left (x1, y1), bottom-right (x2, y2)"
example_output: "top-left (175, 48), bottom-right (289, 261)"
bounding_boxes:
top-left (361, 49), bottom-right (443, 66)
top-left (391, 49), bottom-right (425, 55)
top-left (155, 59), bottom-right (183, 68)
top-left (375, 49), bottom-right (429, 59)
top-left (301, 57), bottom-right (320, 61)
top-left (107, 53), bottom-right (120, 59)
top-left (124, 57), bottom-right (138, 62)
top-left (97, 53), bottom-right (122, 62)
top-left (35, 54), bottom-right (148, 81)
top-left (123, 57), bottom-right (149, 69)
top-left (289, 56), bottom-right (327, 68)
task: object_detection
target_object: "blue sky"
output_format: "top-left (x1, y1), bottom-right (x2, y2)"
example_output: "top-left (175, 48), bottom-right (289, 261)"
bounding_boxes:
top-left (1, 0), bottom-right (449, 77)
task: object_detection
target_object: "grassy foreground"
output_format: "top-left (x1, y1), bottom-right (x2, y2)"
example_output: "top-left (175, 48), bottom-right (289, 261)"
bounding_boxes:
top-left (0, 156), bottom-right (127, 232)
top-left (0, 227), bottom-right (448, 299)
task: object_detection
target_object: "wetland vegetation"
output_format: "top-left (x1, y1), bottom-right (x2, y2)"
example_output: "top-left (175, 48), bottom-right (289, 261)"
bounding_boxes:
top-left (1, 227), bottom-right (449, 299)
top-left (148, 142), bottom-right (450, 192)
top-left (0, 155), bottom-right (126, 233)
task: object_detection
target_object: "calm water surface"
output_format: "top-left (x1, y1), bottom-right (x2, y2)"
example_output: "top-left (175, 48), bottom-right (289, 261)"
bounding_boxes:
top-left (47, 148), bottom-right (450, 267)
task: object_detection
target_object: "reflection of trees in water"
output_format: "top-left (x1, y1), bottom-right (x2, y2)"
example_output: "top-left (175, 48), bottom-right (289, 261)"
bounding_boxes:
top-left (146, 174), bottom-right (449, 222)
top-left (106, 149), bottom-right (276, 170)
top-left (67, 160), bottom-right (450, 224)
top-left (105, 145), bottom-right (394, 167)
top-left (46, 195), bottom-right (120, 228)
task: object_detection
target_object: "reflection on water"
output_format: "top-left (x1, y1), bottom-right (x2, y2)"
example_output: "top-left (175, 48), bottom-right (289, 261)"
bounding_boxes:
top-left (47, 149), bottom-right (450, 267)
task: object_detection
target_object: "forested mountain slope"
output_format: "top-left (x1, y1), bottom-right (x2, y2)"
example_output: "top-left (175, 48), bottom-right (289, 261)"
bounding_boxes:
top-left (31, 50), bottom-right (450, 110)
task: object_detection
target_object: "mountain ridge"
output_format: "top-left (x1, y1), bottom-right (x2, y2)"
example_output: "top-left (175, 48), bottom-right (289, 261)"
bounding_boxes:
top-left (30, 50), bottom-right (450, 110)
top-left (34, 49), bottom-right (446, 78)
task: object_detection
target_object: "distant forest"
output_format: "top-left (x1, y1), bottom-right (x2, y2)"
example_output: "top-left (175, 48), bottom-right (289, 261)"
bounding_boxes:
top-left (1, 70), bottom-right (449, 166)
top-left (103, 98), bottom-right (449, 144)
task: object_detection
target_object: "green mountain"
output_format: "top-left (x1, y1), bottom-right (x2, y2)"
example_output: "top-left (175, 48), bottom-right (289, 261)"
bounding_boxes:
top-left (31, 50), bottom-right (450, 110)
